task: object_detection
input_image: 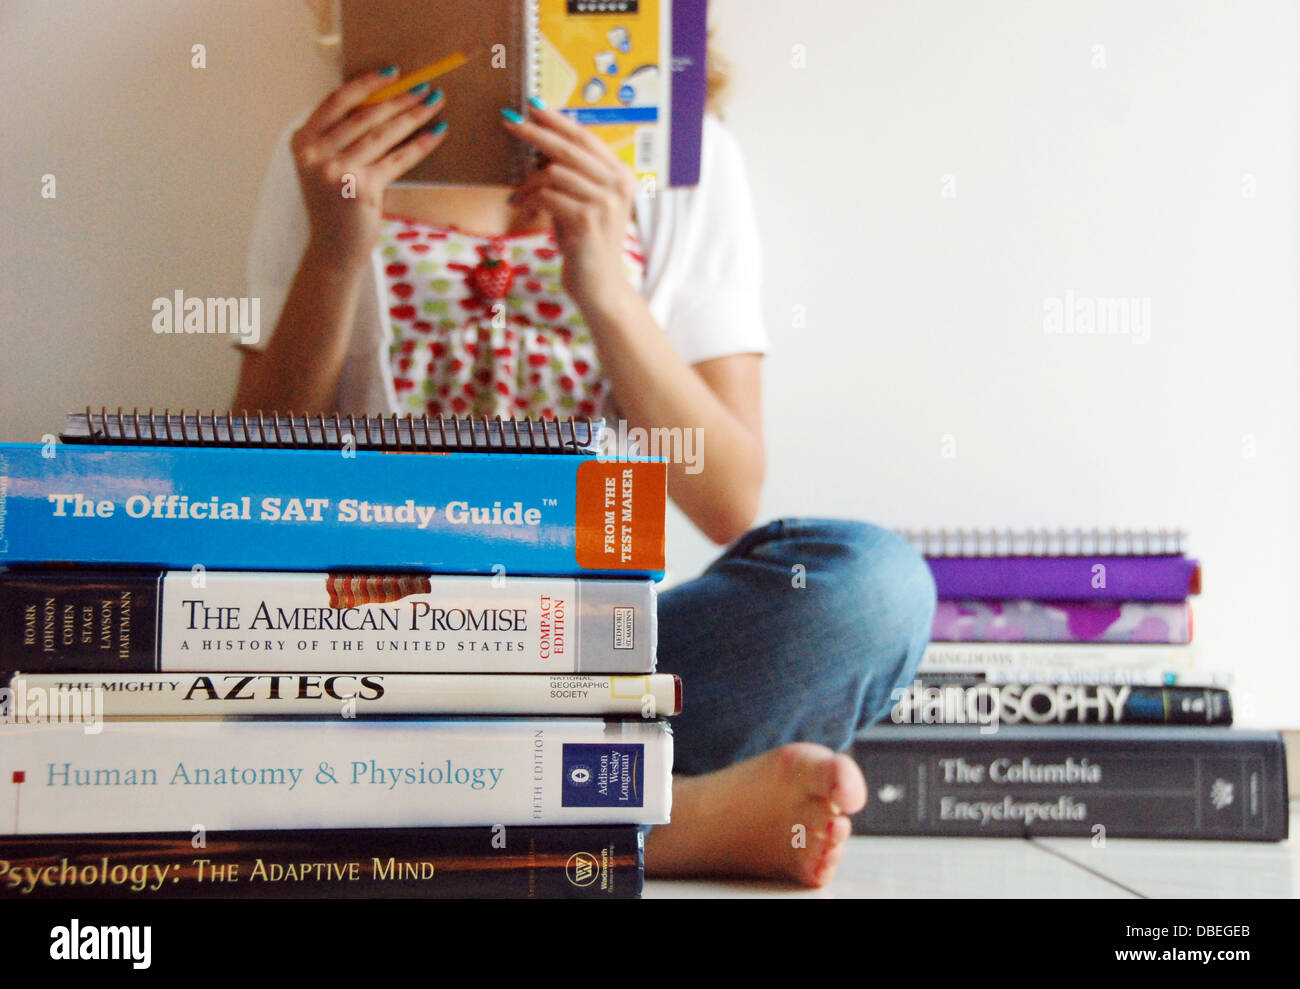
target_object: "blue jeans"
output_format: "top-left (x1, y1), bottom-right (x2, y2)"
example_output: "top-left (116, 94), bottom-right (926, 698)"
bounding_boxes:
top-left (657, 518), bottom-right (937, 776)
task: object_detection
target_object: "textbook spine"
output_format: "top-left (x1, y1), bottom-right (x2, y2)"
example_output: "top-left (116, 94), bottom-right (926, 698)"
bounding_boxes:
top-left (0, 569), bottom-right (657, 673)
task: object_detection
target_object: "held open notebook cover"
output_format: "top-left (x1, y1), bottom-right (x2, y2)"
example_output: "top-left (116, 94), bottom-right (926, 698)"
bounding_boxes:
top-left (341, 0), bottom-right (525, 186)
top-left (341, 0), bottom-right (704, 187)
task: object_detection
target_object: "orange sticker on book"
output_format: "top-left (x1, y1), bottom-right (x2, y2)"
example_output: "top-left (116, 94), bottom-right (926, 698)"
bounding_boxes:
top-left (574, 460), bottom-right (666, 572)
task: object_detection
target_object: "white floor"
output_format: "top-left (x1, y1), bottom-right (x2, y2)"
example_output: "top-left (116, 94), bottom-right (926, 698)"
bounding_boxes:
top-left (643, 805), bottom-right (1299, 898)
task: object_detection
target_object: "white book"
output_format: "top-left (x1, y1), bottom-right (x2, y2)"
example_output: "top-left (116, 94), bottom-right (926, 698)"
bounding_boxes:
top-left (0, 718), bottom-right (672, 834)
top-left (921, 642), bottom-right (1201, 671)
top-left (2, 570), bottom-right (657, 674)
top-left (6, 672), bottom-right (681, 718)
top-left (953, 668), bottom-right (1232, 687)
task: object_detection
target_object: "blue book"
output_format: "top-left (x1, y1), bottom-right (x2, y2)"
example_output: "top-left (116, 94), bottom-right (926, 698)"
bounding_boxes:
top-left (0, 443), bottom-right (666, 577)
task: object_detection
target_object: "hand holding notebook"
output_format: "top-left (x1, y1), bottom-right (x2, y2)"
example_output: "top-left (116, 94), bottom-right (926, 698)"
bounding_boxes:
top-left (289, 66), bottom-right (449, 269)
top-left (501, 101), bottom-right (640, 308)
top-left (340, 0), bottom-right (707, 187)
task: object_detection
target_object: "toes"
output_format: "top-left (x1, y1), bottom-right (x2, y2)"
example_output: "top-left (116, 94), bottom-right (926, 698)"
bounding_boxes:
top-left (805, 836), bottom-right (847, 888)
top-left (828, 814), bottom-right (852, 844)
top-left (772, 744), bottom-right (868, 815)
top-left (827, 754), bottom-right (867, 815)
top-left (801, 810), bottom-right (852, 860)
top-left (775, 741), bottom-right (834, 776)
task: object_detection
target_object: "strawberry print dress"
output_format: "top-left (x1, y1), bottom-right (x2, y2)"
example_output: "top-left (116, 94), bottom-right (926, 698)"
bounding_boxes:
top-left (379, 214), bottom-right (645, 421)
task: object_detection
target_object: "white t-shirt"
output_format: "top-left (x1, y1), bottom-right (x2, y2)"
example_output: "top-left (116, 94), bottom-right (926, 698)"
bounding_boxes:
top-left (244, 111), bottom-right (768, 414)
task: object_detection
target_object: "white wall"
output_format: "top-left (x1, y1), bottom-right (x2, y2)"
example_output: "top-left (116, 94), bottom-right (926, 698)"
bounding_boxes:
top-left (1, 2), bottom-right (1296, 726)
top-left (673, 0), bottom-right (1298, 728)
top-left (0, 0), bottom-right (333, 434)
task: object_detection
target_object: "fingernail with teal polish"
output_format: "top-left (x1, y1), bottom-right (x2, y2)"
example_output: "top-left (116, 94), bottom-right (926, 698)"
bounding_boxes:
top-left (423, 89), bottom-right (443, 106)
top-left (430, 121), bottom-right (448, 136)
top-left (528, 96), bottom-right (546, 110)
top-left (408, 81), bottom-right (429, 95)
top-left (380, 65), bottom-right (399, 77)
top-left (500, 107), bottom-right (524, 124)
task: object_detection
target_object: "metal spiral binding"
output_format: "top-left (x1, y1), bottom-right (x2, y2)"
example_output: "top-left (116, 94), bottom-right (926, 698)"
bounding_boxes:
top-left (896, 527), bottom-right (1189, 557)
top-left (67, 407), bottom-right (598, 454)
top-left (516, 0), bottom-right (542, 184)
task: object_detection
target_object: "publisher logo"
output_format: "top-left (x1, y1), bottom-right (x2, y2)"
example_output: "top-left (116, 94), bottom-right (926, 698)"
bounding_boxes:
top-left (1210, 778), bottom-right (1234, 810)
top-left (612, 607), bottom-right (635, 649)
top-left (565, 852), bottom-right (600, 888)
top-left (561, 743), bottom-right (645, 808)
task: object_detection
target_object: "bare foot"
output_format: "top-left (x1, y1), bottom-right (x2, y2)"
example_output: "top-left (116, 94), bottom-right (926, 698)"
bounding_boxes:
top-left (645, 742), bottom-right (867, 888)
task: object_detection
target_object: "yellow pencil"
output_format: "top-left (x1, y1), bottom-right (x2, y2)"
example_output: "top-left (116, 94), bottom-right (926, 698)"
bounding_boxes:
top-left (361, 50), bottom-right (471, 105)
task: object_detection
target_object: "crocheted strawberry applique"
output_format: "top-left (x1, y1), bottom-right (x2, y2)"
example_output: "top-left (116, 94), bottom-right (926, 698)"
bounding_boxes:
top-left (471, 258), bottom-right (514, 299)
top-left (448, 244), bottom-right (530, 311)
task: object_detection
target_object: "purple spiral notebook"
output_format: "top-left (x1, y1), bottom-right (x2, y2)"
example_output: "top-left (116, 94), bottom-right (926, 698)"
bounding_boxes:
top-left (925, 556), bottom-right (1201, 602)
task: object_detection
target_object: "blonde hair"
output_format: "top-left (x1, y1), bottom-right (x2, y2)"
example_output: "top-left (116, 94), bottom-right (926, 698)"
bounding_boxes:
top-left (704, 27), bottom-right (730, 117)
top-left (304, 0), bottom-right (731, 114)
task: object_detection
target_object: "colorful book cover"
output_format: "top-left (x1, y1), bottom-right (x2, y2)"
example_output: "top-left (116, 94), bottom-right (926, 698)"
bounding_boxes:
top-left (0, 569), bottom-right (658, 673)
top-left (0, 718), bottom-right (673, 834)
top-left (0, 444), bottom-right (666, 578)
top-left (932, 599), bottom-right (1192, 644)
top-left (4, 672), bottom-right (682, 718)
top-left (0, 825), bottom-right (645, 899)
top-left (537, 0), bottom-right (671, 183)
top-left (925, 556), bottom-right (1201, 601)
top-left (851, 726), bottom-right (1288, 840)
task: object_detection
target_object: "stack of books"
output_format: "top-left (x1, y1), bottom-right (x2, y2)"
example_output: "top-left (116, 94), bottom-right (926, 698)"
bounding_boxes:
top-left (851, 527), bottom-right (1288, 842)
top-left (0, 410), bottom-right (673, 898)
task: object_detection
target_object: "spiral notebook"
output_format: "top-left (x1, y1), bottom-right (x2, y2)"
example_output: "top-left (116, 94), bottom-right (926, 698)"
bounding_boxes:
top-left (899, 528), bottom-right (1199, 601)
top-left (898, 528), bottom-right (1191, 558)
top-left (60, 409), bottom-right (604, 455)
top-left (340, 0), bottom-right (703, 187)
